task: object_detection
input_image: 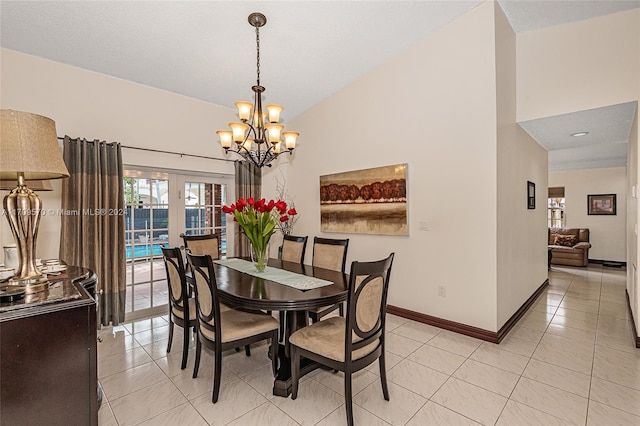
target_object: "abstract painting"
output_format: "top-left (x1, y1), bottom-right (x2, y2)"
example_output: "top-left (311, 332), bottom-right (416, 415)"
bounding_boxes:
top-left (320, 164), bottom-right (408, 235)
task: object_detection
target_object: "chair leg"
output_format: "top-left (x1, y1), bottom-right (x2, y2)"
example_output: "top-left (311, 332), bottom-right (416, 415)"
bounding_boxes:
top-left (166, 319), bottom-right (174, 353)
top-left (180, 324), bottom-right (189, 370)
top-left (212, 346), bottom-right (223, 403)
top-left (291, 346), bottom-right (300, 400)
top-left (344, 371), bottom-right (354, 426)
top-left (379, 353), bottom-right (390, 401)
top-left (245, 345), bottom-right (251, 356)
top-left (338, 303), bottom-right (344, 317)
top-left (192, 333), bottom-right (201, 379)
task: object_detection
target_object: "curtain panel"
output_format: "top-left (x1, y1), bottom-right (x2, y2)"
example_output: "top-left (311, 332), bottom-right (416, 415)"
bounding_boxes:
top-left (234, 160), bottom-right (261, 257)
top-left (59, 137), bottom-right (126, 326)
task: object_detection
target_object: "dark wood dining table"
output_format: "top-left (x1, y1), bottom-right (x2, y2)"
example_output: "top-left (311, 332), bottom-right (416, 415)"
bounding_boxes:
top-left (211, 257), bottom-right (349, 397)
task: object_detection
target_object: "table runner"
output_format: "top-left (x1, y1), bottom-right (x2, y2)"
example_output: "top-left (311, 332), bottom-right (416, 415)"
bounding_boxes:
top-left (214, 258), bottom-right (333, 290)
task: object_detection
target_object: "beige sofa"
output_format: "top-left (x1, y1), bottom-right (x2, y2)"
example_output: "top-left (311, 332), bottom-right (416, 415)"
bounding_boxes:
top-left (548, 228), bottom-right (591, 267)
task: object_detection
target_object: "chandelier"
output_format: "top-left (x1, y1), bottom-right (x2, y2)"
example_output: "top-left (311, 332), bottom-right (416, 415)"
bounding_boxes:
top-left (217, 13), bottom-right (299, 168)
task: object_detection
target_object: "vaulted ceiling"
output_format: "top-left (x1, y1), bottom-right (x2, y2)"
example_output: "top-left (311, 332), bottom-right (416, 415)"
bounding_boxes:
top-left (1, 1), bottom-right (638, 170)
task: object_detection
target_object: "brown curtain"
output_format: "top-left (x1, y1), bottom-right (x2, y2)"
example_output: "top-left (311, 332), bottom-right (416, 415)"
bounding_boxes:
top-left (234, 160), bottom-right (261, 257)
top-left (59, 137), bottom-right (126, 326)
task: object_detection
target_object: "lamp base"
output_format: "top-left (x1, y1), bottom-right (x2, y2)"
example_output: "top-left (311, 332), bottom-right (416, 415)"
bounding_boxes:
top-left (3, 179), bottom-right (47, 288)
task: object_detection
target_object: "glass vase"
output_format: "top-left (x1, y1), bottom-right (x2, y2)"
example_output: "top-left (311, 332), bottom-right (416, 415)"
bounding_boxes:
top-left (250, 242), bottom-right (269, 272)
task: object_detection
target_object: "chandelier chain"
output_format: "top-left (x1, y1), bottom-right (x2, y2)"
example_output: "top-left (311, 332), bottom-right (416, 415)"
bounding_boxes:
top-left (255, 27), bottom-right (261, 86)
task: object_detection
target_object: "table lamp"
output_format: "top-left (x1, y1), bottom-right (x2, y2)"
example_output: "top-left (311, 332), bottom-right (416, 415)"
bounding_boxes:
top-left (0, 110), bottom-right (69, 293)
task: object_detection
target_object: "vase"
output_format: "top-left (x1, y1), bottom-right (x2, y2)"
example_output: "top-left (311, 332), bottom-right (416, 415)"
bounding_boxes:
top-left (250, 242), bottom-right (269, 272)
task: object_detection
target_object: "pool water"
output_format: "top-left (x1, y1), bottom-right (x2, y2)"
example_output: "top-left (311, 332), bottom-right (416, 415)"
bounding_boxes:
top-left (126, 243), bottom-right (167, 259)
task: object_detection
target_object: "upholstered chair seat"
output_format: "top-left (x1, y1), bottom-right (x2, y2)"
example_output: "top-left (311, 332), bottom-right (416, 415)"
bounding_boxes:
top-left (200, 309), bottom-right (279, 343)
top-left (289, 317), bottom-right (378, 362)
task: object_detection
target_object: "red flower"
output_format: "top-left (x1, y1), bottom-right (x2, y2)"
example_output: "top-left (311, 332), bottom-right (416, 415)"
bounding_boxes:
top-left (275, 200), bottom-right (287, 215)
top-left (222, 204), bottom-right (235, 213)
top-left (247, 197), bottom-right (255, 206)
top-left (265, 199), bottom-right (275, 212)
top-left (287, 208), bottom-right (297, 216)
top-left (236, 198), bottom-right (247, 209)
top-left (280, 215), bottom-right (289, 222)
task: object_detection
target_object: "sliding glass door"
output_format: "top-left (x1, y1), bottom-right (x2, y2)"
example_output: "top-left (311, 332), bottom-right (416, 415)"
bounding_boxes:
top-left (123, 169), bottom-right (232, 320)
top-left (181, 178), bottom-right (228, 256)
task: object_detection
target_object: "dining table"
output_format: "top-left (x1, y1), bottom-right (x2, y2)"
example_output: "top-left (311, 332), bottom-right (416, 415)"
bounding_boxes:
top-left (209, 257), bottom-right (349, 397)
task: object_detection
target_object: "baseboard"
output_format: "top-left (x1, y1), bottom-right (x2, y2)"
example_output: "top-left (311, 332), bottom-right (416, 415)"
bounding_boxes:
top-left (387, 279), bottom-right (549, 344)
top-left (625, 289), bottom-right (640, 349)
top-left (589, 259), bottom-right (627, 267)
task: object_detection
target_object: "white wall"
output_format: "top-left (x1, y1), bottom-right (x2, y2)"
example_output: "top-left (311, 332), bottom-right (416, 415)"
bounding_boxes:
top-left (495, 3), bottom-right (549, 328)
top-left (282, 2), bottom-right (504, 331)
top-left (549, 167), bottom-right (627, 262)
top-left (517, 9), bottom-right (639, 122)
top-left (0, 49), bottom-right (237, 260)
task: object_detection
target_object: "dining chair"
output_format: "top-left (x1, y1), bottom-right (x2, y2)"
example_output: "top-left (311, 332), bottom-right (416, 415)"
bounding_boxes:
top-left (186, 252), bottom-right (279, 403)
top-left (277, 234), bottom-right (308, 338)
top-left (308, 237), bottom-right (349, 323)
top-left (290, 253), bottom-right (395, 426)
top-left (161, 246), bottom-right (197, 370)
top-left (181, 233), bottom-right (219, 259)
top-left (280, 235), bottom-right (308, 263)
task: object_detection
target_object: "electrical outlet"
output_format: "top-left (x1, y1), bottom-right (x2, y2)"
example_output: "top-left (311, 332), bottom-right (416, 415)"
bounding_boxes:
top-left (438, 285), bottom-right (446, 297)
top-left (419, 221), bottom-right (429, 231)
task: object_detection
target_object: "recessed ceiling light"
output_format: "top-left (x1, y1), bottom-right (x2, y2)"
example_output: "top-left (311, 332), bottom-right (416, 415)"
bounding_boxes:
top-left (570, 131), bottom-right (589, 137)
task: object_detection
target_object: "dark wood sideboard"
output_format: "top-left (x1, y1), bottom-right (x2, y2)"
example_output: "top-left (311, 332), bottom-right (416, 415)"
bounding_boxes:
top-left (0, 266), bottom-right (98, 426)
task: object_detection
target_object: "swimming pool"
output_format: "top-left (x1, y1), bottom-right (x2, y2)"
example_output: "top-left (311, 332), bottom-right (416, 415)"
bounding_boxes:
top-left (126, 243), bottom-right (167, 259)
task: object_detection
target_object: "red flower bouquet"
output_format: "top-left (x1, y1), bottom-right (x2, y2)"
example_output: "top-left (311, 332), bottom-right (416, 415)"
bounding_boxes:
top-left (222, 197), bottom-right (296, 271)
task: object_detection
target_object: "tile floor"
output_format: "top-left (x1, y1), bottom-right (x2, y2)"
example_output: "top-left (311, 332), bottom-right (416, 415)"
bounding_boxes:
top-left (97, 264), bottom-right (640, 425)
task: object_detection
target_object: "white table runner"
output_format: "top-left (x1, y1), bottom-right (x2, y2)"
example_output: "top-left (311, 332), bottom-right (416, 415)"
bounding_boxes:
top-left (214, 258), bottom-right (333, 290)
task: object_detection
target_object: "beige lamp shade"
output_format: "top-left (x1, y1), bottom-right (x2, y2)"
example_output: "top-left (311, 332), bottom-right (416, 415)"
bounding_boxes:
top-left (234, 101), bottom-right (253, 121)
top-left (265, 104), bottom-right (283, 123)
top-left (0, 110), bottom-right (70, 180)
top-left (0, 179), bottom-right (53, 191)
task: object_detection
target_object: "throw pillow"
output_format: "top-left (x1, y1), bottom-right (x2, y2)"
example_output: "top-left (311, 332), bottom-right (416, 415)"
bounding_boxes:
top-left (554, 234), bottom-right (577, 247)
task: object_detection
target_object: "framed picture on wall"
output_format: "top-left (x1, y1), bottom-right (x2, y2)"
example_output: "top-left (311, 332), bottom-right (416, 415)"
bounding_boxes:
top-left (319, 163), bottom-right (408, 235)
top-left (588, 194), bottom-right (616, 215)
top-left (527, 181), bottom-right (535, 209)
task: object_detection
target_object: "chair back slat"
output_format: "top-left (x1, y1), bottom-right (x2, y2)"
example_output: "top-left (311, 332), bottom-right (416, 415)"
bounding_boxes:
top-left (312, 237), bottom-right (349, 272)
top-left (161, 247), bottom-right (189, 315)
top-left (345, 253), bottom-right (395, 357)
top-left (281, 235), bottom-right (308, 263)
top-left (186, 253), bottom-right (221, 339)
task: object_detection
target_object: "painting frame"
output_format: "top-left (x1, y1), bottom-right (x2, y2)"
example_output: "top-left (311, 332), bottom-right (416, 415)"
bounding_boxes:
top-left (588, 194), bottom-right (617, 215)
top-left (527, 181), bottom-right (535, 210)
top-left (319, 164), bottom-right (408, 236)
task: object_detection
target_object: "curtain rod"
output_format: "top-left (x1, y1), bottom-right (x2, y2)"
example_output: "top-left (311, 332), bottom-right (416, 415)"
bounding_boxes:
top-left (57, 136), bottom-right (234, 163)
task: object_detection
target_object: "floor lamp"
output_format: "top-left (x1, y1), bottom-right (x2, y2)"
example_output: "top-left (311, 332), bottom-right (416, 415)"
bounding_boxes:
top-left (0, 110), bottom-right (69, 293)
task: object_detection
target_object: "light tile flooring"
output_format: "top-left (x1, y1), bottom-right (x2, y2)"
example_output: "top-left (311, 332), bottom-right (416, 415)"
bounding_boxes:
top-left (97, 264), bottom-right (640, 425)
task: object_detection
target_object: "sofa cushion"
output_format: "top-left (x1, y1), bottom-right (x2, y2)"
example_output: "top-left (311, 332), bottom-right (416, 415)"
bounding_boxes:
top-left (554, 234), bottom-right (577, 247)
